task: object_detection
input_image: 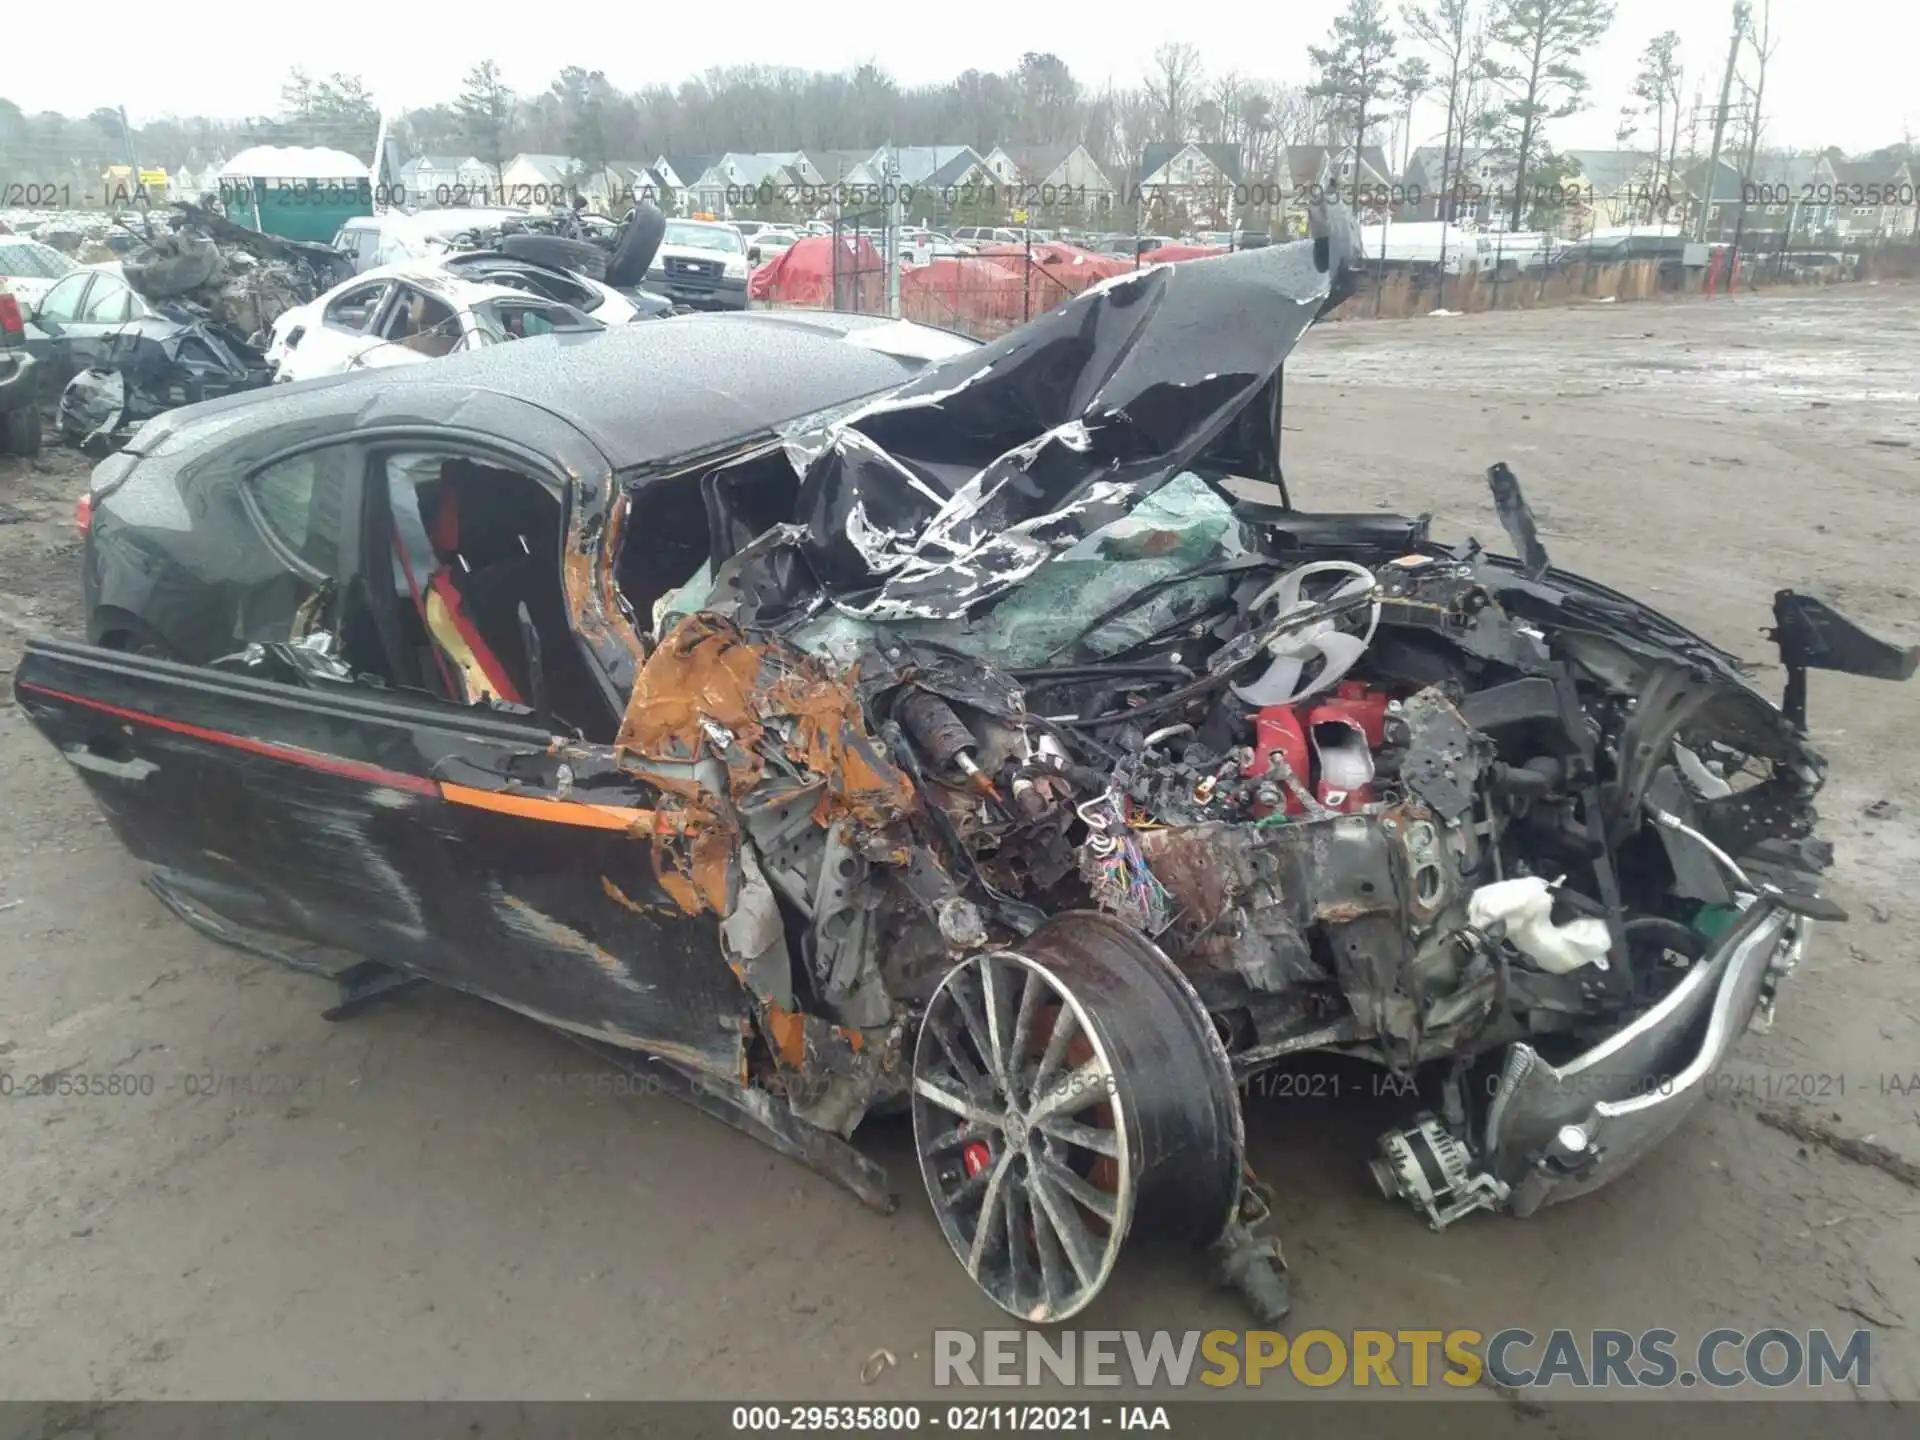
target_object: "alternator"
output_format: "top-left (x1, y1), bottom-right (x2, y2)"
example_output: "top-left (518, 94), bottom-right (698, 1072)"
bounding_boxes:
top-left (1370, 1113), bottom-right (1510, 1231)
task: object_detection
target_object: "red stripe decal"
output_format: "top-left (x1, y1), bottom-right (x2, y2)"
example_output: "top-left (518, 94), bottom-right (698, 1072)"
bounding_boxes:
top-left (17, 682), bottom-right (439, 796)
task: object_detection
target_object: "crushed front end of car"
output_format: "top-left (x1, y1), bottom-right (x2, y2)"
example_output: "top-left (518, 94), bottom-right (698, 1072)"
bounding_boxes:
top-left (616, 210), bottom-right (1915, 1321)
top-left (57, 314), bottom-right (274, 454)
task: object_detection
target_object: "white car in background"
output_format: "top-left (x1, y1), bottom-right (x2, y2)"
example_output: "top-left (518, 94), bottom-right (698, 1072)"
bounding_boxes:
top-left (0, 236), bottom-right (82, 309)
top-left (265, 261), bottom-right (601, 383)
top-left (900, 230), bottom-right (965, 267)
top-left (745, 227), bottom-right (801, 265)
top-left (331, 210), bottom-right (534, 272)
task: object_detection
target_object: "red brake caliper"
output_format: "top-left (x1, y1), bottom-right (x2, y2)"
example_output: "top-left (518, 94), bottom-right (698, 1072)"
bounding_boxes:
top-left (962, 1139), bottom-right (992, 1178)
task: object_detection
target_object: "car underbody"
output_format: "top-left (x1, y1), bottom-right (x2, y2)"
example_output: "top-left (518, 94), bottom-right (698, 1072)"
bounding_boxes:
top-left (20, 219), bottom-right (1915, 1325)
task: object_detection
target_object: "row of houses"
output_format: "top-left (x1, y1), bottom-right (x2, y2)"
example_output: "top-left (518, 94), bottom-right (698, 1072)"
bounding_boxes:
top-left (388, 141), bottom-right (1917, 244)
top-left (389, 143), bottom-right (1399, 222)
top-left (1404, 145), bottom-right (1920, 244)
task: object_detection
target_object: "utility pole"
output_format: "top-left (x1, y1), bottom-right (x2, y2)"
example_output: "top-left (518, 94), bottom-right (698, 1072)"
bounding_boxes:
top-left (1695, 1), bottom-right (1750, 242)
top-left (115, 104), bottom-right (146, 210)
top-left (885, 147), bottom-right (903, 319)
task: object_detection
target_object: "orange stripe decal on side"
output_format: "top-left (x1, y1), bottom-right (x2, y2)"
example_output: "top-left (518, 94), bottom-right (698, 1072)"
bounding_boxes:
top-left (439, 782), bottom-right (656, 831)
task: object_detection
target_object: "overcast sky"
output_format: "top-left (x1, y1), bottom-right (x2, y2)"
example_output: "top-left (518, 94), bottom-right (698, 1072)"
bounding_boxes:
top-left (9, 0), bottom-right (1909, 156)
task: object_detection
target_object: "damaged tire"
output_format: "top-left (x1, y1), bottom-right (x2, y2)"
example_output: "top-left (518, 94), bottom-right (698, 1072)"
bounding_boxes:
top-left (911, 912), bottom-right (1243, 1322)
top-left (605, 201), bottom-right (666, 289)
top-left (124, 236), bottom-right (222, 300)
top-left (499, 234), bottom-right (608, 282)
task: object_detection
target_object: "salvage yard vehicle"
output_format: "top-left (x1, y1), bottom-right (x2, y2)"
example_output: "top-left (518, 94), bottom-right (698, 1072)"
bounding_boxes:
top-left (0, 289), bottom-right (41, 456)
top-left (265, 262), bottom-right (603, 382)
top-left (15, 224), bottom-right (1916, 1326)
top-left (745, 227), bottom-right (801, 266)
top-left (11, 262), bottom-right (275, 454)
top-left (332, 210), bottom-right (533, 273)
top-left (644, 219), bottom-right (751, 310)
top-left (19, 266), bottom-right (156, 404)
top-left (56, 312), bottom-right (273, 454)
top-left (432, 251), bottom-right (672, 321)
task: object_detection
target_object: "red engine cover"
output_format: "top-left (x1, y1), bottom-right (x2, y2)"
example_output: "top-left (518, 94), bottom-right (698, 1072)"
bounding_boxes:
top-left (1307, 682), bottom-right (1391, 749)
top-left (1245, 705), bottom-right (1310, 813)
top-left (1245, 682), bottom-right (1393, 815)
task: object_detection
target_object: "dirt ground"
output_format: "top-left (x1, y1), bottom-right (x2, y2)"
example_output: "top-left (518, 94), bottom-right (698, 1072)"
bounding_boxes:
top-left (1, 286), bottom-right (1916, 1405)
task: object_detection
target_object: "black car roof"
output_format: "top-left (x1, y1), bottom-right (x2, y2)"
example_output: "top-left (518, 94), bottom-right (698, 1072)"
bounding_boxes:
top-left (175, 310), bottom-right (940, 471)
top-left (369, 310), bottom-right (934, 467)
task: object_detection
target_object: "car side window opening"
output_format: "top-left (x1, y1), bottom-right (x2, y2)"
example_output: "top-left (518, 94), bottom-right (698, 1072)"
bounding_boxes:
top-left (323, 281), bottom-right (390, 332)
top-left (80, 277), bottom-right (133, 324)
top-left (36, 272), bottom-right (92, 324)
top-left (247, 448), bottom-right (352, 575)
top-left (380, 451), bottom-right (610, 740)
top-left (382, 288), bottom-right (462, 358)
top-left (616, 446), bottom-right (797, 640)
top-left (224, 447), bottom-right (355, 655)
top-left (474, 300), bottom-right (589, 344)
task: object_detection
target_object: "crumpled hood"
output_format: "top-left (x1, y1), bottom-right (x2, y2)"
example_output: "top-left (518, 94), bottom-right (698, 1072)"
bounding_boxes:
top-left (762, 218), bottom-right (1360, 623)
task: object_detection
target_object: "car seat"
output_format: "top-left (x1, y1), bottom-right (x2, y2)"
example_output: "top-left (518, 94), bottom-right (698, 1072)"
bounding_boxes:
top-left (391, 463), bottom-right (523, 705)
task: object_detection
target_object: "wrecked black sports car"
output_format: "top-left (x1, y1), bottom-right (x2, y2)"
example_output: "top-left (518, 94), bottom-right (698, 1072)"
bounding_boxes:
top-left (17, 222), bottom-right (1916, 1325)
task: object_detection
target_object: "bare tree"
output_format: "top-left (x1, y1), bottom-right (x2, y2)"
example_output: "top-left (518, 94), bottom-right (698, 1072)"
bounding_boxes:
top-left (1239, 89), bottom-right (1278, 178)
top-left (1210, 73), bottom-right (1246, 145)
top-left (1483, 0), bottom-right (1617, 227)
top-left (280, 68), bottom-right (317, 121)
top-left (1145, 43), bottom-right (1205, 144)
top-left (1729, 0), bottom-right (1778, 248)
top-left (1404, 0), bottom-right (1480, 219)
top-left (1114, 86), bottom-right (1158, 179)
top-left (1630, 31), bottom-right (1683, 195)
top-left (1391, 56), bottom-right (1434, 173)
top-left (1014, 52), bottom-right (1080, 146)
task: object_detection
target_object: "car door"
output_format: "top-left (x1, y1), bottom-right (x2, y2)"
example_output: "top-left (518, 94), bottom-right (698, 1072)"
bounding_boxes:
top-left (16, 425), bottom-right (749, 1083)
top-left (60, 272), bottom-right (148, 377)
top-left (26, 271), bottom-right (94, 401)
top-left (278, 279), bottom-right (391, 381)
top-left (357, 283), bottom-right (462, 368)
top-left (14, 640), bottom-right (749, 1082)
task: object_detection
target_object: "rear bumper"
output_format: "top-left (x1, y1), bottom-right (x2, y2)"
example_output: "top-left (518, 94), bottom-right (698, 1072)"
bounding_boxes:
top-left (1484, 901), bottom-right (1800, 1215)
top-left (0, 350), bottom-right (38, 412)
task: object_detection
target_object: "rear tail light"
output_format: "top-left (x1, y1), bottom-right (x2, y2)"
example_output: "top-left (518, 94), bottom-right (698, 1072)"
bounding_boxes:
top-left (0, 292), bottom-right (21, 335)
top-left (75, 492), bottom-right (92, 537)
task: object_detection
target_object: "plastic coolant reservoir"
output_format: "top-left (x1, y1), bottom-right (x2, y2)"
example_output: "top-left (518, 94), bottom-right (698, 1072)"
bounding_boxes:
top-left (1467, 876), bottom-right (1612, 974)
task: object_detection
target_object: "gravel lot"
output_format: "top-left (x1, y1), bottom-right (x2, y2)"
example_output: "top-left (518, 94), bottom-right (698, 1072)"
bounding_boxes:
top-left (1, 285), bottom-right (1916, 1406)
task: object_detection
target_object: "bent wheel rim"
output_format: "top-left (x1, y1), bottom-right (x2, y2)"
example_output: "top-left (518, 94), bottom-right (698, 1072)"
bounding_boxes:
top-left (911, 949), bottom-right (1134, 1323)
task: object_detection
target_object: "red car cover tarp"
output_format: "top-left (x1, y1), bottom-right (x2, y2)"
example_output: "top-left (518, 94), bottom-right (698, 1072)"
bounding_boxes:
top-left (750, 234), bottom-right (887, 309)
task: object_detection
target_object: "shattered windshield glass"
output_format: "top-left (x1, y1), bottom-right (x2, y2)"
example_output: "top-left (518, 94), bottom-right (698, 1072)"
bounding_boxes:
top-left (789, 470), bottom-right (1244, 668)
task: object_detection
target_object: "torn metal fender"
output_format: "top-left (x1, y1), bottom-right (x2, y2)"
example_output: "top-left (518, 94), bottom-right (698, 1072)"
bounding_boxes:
top-left (612, 611), bottom-right (929, 1114)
